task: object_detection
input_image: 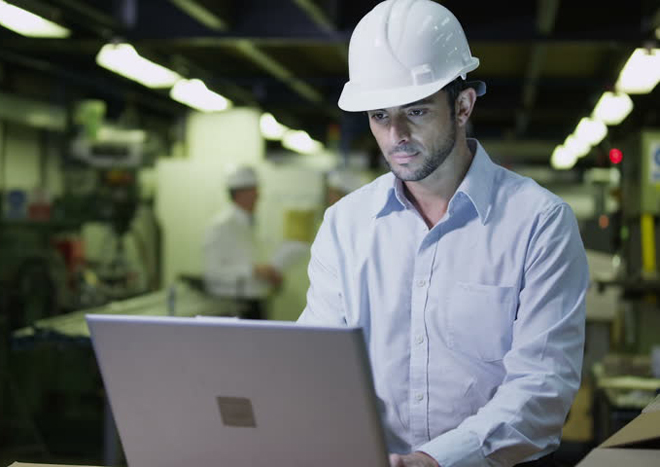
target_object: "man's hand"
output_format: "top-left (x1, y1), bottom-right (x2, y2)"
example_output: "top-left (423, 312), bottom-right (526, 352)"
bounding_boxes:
top-left (389, 451), bottom-right (439, 467)
top-left (254, 264), bottom-right (284, 288)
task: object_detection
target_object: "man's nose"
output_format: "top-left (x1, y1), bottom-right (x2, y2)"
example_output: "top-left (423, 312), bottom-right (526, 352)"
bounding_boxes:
top-left (390, 115), bottom-right (410, 145)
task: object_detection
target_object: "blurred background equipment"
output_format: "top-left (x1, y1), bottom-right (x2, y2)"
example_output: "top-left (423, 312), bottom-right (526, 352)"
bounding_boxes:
top-left (326, 166), bottom-right (370, 205)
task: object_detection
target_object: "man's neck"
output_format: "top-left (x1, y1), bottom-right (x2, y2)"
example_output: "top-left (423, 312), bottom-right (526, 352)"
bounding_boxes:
top-left (404, 138), bottom-right (475, 228)
top-left (234, 201), bottom-right (253, 215)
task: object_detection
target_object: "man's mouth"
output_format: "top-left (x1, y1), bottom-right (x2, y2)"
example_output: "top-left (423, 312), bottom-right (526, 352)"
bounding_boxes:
top-left (390, 152), bottom-right (418, 163)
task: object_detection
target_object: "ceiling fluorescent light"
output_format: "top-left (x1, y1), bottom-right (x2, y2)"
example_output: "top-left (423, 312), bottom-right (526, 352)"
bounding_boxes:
top-left (551, 145), bottom-right (578, 170)
top-left (96, 43), bottom-right (181, 88)
top-left (170, 79), bottom-right (232, 112)
top-left (614, 48), bottom-right (660, 94)
top-left (564, 135), bottom-right (591, 158)
top-left (282, 129), bottom-right (323, 154)
top-left (574, 117), bottom-right (607, 146)
top-left (592, 91), bottom-right (634, 126)
top-left (0, 0), bottom-right (70, 37)
top-left (260, 113), bottom-right (288, 140)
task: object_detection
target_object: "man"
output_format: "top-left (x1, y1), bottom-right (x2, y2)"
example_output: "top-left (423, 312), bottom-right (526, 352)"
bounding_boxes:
top-left (203, 165), bottom-right (282, 320)
top-left (298, 1), bottom-right (588, 466)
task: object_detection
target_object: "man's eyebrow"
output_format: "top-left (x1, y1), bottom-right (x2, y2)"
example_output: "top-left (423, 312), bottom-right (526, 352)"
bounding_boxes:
top-left (367, 98), bottom-right (434, 113)
top-left (402, 98), bottom-right (433, 108)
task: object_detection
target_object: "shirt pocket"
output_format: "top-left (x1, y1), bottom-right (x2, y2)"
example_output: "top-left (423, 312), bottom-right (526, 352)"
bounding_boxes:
top-left (447, 282), bottom-right (516, 362)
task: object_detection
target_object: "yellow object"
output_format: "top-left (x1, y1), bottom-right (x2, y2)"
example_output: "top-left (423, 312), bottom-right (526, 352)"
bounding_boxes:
top-left (640, 214), bottom-right (657, 276)
top-left (283, 209), bottom-right (316, 242)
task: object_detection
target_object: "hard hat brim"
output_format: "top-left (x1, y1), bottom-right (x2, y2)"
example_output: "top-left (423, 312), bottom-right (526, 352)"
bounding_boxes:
top-left (338, 80), bottom-right (445, 112)
top-left (338, 78), bottom-right (486, 112)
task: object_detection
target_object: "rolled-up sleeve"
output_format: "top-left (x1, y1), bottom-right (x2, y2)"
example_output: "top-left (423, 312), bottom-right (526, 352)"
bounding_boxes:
top-left (420, 203), bottom-right (589, 467)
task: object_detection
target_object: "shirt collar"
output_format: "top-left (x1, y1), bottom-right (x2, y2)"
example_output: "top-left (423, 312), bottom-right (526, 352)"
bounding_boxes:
top-left (454, 139), bottom-right (495, 225)
top-left (373, 139), bottom-right (496, 225)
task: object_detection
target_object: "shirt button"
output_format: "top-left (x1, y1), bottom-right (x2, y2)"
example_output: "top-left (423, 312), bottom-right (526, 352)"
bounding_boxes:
top-left (415, 393), bottom-right (424, 402)
top-left (415, 335), bottom-right (424, 345)
top-left (416, 279), bottom-right (426, 287)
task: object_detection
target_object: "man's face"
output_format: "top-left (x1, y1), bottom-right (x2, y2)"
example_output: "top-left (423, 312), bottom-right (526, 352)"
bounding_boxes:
top-left (367, 90), bottom-right (457, 182)
top-left (234, 187), bottom-right (259, 213)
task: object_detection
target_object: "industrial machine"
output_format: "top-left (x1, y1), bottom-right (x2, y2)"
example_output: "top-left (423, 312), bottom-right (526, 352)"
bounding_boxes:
top-left (1, 100), bottom-right (162, 465)
top-left (587, 128), bottom-right (660, 446)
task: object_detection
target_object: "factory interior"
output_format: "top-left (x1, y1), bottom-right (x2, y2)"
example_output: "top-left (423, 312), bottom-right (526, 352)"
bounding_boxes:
top-left (0, 0), bottom-right (660, 466)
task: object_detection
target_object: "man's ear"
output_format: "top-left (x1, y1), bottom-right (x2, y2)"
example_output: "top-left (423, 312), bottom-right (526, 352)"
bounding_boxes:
top-left (455, 88), bottom-right (477, 127)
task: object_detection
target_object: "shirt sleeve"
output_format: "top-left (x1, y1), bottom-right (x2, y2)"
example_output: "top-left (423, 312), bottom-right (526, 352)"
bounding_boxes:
top-left (297, 207), bottom-right (347, 325)
top-left (419, 203), bottom-right (589, 467)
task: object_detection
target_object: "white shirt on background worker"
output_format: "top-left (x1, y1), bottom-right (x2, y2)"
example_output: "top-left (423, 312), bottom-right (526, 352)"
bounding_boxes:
top-left (203, 204), bottom-right (269, 299)
top-left (298, 140), bottom-right (589, 466)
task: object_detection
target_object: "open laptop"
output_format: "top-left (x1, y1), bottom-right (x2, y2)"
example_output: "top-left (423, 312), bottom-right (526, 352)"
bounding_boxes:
top-left (86, 314), bottom-right (390, 467)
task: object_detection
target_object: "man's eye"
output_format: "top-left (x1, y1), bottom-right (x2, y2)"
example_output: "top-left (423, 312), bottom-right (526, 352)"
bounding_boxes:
top-left (370, 112), bottom-right (387, 121)
top-left (409, 109), bottom-right (426, 117)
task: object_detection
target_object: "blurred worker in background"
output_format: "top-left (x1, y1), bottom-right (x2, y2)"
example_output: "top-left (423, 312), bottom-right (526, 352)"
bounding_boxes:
top-left (298, 1), bottom-right (588, 466)
top-left (326, 167), bottom-right (369, 206)
top-left (203, 165), bottom-right (282, 320)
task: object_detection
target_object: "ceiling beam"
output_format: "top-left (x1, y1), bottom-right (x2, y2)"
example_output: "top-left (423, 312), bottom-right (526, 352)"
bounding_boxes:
top-left (0, 49), bottom-right (182, 116)
top-left (111, 28), bottom-right (644, 44)
top-left (292, 0), bottom-right (348, 61)
top-left (292, 0), bottom-right (336, 32)
top-left (233, 40), bottom-right (334, 112)
top-left (54, 0), bottom-right (119, 28)
top-left (164, 0), bottom-right (335, 114)
top-left (168, 0), bottom-right (230, 31)
top-left (514, 0), bottom-right (560, 138)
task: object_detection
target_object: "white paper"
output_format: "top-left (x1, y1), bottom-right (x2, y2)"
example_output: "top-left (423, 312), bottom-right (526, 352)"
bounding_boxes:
top-left (271, 240), bottom-right (309, 271)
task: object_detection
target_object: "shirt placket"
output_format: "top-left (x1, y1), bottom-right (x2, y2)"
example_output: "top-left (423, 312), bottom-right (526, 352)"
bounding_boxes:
top-left (408, 224), bottom-right (440, 446)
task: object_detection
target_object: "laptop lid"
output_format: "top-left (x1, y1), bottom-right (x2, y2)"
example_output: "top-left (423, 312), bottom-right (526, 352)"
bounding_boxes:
top-left (86, 314), bottom-right (389, 467)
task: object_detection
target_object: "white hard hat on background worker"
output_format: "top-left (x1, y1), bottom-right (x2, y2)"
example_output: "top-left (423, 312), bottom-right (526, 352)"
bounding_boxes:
top-left (225, 165), bottom-right (258, 190)
top-left (338, 0), bottom-right (485, 112)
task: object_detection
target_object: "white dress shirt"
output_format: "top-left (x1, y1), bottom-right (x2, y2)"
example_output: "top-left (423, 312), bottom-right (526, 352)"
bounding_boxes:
top-left (298, 140), bottom-right (588, 466)
top-left (203, 204), bottom-right (269, 299)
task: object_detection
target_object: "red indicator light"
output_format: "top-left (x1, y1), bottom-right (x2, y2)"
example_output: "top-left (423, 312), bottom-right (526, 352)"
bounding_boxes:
top-left (609, 148), bottom-right (623, 164)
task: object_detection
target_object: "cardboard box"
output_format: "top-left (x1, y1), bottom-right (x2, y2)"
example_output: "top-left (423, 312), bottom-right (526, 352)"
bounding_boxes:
top-left (576, 410), bottom-right (660, 466)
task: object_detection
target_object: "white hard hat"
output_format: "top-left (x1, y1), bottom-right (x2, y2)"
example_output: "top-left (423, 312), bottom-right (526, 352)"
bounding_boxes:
top-left (327, 168), bottom-right (367, 194)
top-left (225, 165), bottom-right (258, 189)
top-left (338, 0), bottom-right (485, 112)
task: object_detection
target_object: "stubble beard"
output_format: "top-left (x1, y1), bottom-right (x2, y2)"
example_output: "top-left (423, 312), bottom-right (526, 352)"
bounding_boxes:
top-left (385, 119), bottom-right (457, 182)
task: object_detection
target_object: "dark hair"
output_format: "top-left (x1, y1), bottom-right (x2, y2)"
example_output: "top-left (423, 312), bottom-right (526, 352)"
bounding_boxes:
top-left (442, 78), bottom-right (466, 118)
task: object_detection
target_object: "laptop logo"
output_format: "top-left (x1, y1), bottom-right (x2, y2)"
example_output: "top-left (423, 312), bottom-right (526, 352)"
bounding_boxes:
top-left (216, 396), bottom-right (257, 428)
